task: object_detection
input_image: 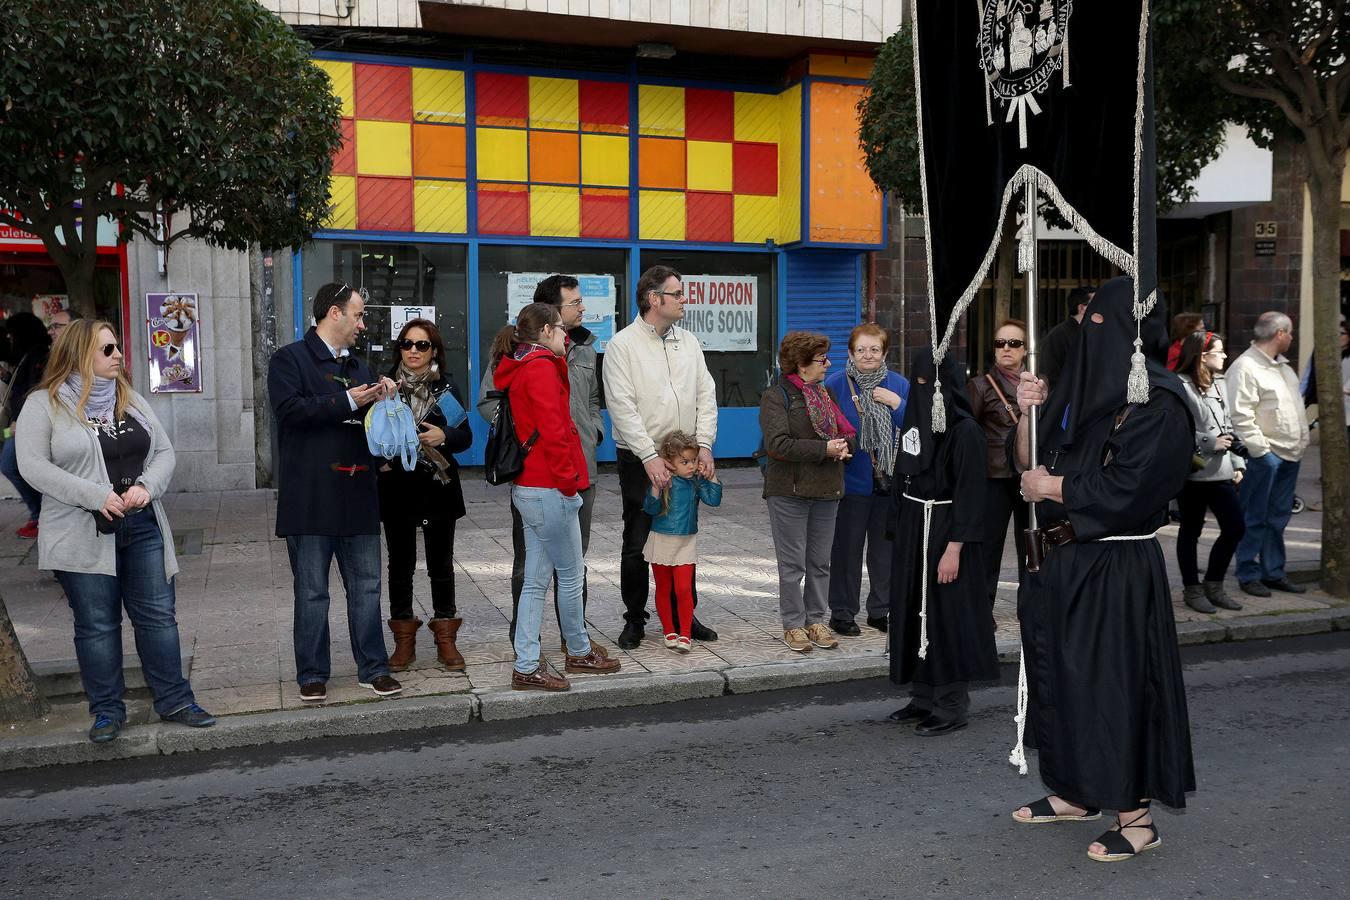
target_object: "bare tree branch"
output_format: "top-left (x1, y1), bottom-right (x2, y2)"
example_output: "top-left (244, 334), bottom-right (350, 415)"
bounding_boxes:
top-left (1216, 69), bottom-right (1307, 128)
top-left (1299, 0), bottom-right (1346, 65)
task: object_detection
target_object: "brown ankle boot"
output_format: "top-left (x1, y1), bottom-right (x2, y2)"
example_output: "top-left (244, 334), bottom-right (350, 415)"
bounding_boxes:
top-left (387, 617), bottom-right (422, 672)
top-left (428, 617), bottom-right (466, 671)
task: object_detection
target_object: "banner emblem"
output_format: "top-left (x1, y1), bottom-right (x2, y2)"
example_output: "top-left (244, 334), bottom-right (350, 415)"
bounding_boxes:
top-left (978, 0), bottom-right (1074, 147)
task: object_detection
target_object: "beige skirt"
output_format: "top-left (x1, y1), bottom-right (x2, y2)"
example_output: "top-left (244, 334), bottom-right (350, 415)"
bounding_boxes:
top-left (643, 532), bottom-right (697, 566)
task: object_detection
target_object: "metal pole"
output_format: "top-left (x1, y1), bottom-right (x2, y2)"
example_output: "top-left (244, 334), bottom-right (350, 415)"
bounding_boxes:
top-left (1023, 181), bottom-right (1040, 543)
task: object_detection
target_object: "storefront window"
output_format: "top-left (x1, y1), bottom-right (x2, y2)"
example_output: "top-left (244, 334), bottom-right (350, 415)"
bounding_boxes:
top-left (0, 259), bottom-right (123, 332)
top-left (301, 241), bottom-right (469, 389)
top-left (475, 245), bottom-right (628, 383)
top-left (639, 249), bottom-right (775, 408)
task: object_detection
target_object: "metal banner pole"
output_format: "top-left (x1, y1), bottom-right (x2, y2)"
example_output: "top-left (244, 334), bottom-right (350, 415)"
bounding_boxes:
top-left (1023, 180), bottom-right (1042, 572)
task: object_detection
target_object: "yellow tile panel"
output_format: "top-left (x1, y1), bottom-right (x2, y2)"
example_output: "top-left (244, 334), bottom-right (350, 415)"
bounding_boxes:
top-left (412, 67), bottom-right (466, 124)
top-left (354, 120), bottom-right (411, 177)
top-left (414, 180), bottom-right (468, 233)
top-left (734, 92), bottom-right (779, 143)
top-left (315, 60), bottom-right (354, 118)
top-left (326, 175), bottom-right (357, 230)
top-left (530, 185), bottom-right (581, 238)
top-left (686, 141), bottom-right (733, 193)
top-left (580, 133), bottom-right (630, 187)
top-left (529, 77), bottom-right (580, 131)
top-left (639, 190), bottom-right (686, 241)
top-left (734, 195), bottom-right (778, 244)
top-left (476, 128), bottom-right (529, 182)
top-left (638, 85), bottom-right (685, 137)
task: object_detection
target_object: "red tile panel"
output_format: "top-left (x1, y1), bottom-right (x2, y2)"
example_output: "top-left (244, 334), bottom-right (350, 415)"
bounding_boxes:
top-left (733, 142), bottom-right (778, 196)
top-left (332, 118), bottom-right (356, 175)
top-left (580, 189), bottom-right (629, 239)
top-left (685, 191), bottom-right (734, 243)
top-left (476, 72), bottom-right (529, 127)
top-left (354, 64), bottom-right (411, 121)
top-left (685, 88), bottom-right (734, 141)
top-left (477, 183), bottom-right (530, 235)
top-left (356, 176), bottom-right (413, 232)
top-left (579, 81), bottom-right (629, 133)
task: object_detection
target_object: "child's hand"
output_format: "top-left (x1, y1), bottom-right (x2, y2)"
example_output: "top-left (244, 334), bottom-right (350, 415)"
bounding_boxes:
top-left (650, 484), bottom-right (661, 497)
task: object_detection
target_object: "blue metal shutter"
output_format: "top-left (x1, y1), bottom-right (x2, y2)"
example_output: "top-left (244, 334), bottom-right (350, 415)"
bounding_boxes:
top-left (784, 250), bottom-right (863, 366)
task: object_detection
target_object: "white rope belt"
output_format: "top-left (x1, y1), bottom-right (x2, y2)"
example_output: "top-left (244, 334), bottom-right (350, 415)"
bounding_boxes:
top-left (901, 493), bottom-right (952, 660)
top-left (1009, 528), bottom-right (1161, 776)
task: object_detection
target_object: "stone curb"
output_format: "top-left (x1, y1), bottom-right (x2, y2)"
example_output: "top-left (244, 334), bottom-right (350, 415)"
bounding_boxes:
top-left (1, 609), bottom-right (1343, 772)
top-left (476, 671), bottom-right (725, 721)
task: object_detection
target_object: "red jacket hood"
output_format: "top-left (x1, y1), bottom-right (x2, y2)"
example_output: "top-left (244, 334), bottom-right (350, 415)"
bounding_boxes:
top-left (494, 345), bottom-right (562, 390)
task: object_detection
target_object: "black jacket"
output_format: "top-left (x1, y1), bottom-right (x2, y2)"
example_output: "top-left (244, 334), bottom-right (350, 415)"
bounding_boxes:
top-left (268, 328), bottom-right (379, 537)
top-left (377, 372), bottom-right (473, 524)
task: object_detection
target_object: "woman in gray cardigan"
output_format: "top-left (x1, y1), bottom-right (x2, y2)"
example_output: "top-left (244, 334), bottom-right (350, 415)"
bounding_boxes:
top-left (16, 319), bottom-right (214, 743)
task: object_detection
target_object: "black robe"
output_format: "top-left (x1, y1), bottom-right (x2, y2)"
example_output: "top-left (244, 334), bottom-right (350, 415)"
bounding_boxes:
top-left (1018, 387), bottom-right (1197, 810)
top-left (889, 416), bottom-right (1000, 687)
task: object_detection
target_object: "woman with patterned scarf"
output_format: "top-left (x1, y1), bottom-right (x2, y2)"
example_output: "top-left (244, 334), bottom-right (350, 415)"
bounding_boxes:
top-left (823, 323), bottom-right (909, 637)
top-left (377, 319), bottom-right (473, 672)
top-left (759, 331), bottom-right (856, 653)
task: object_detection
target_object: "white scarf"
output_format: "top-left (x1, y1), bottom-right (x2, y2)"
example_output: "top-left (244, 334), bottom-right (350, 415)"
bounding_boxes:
top-left (60, 374), bottom-right (151, 435)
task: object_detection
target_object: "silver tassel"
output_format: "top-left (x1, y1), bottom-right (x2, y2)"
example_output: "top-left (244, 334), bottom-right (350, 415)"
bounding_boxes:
top-left (1017, 217), bottom-right (1034, 273)
top-left (1126, 336), bottom-right (1150, 404)
top-left (931, 374), bottom-right (947, 433)
top-left (1062, 23), bottom-right (1070, 88)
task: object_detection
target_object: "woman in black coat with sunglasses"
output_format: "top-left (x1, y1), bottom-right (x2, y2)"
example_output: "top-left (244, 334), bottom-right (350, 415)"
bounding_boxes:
top-left (378, 318), bottom-right (473, 672)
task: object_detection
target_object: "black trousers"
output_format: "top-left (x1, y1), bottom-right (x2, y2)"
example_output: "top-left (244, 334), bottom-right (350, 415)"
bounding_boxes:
top-left (508, 485), bottom-right (595, 642)
top-left (384, 516), bottom-right (456, 620)
top-left (1175, 479), bottom-right (1245, 586)
top-left (983, 476), bottom-right (1028, 604)
top-left (617, 448), bottom-right (697, 627)
top-left (910, 680), bottom-right (970, 722)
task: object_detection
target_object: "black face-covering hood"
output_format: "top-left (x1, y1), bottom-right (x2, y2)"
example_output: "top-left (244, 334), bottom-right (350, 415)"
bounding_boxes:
top-left (1038, 275), bottom-right (1187, 452)
top-left (895, 347), bottom-right (974, 477)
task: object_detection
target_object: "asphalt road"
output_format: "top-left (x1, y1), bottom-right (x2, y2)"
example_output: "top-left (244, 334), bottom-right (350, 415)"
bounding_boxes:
top-left (2, 632), bottom-right (1347, 900)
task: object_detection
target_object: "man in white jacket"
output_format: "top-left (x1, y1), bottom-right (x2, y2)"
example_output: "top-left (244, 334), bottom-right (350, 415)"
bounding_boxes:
top-left (1226, 311), bottom-right (1310, 598)
top-left (603, 265), bottom-right (719, 648)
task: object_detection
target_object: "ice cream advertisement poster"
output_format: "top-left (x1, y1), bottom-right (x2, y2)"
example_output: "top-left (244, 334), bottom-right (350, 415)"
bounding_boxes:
top-left (146, 292), bottom-right (202, 393)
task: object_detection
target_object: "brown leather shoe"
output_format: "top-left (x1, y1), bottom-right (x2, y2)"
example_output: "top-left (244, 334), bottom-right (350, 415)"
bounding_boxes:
top-left (562, 636), bottom-right (608, 657)
top-left (428, 617), bottom-right (466, 671)
top-left (387, 617), bottom-right (422, 672)
top-left (511, 666), bottom-right (570, 692)
top-left (564, 646), bottom-right (622, 674)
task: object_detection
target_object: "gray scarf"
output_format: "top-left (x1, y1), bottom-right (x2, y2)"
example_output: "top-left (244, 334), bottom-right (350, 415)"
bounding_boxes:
top-left (844, 359), bottom-right (897, 477)
top-left (60, 374), bottom-right (151, 435)
top-left (396, 362), bottom-right (453, 485)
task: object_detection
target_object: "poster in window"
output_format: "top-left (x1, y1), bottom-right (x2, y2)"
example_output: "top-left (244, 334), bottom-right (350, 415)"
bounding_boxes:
top-left (146, 292), bottom-right (202, 393)
top-left (680, 275), bottom-right (757, 352)
top-left (505, 273), bottom-right (617, 351)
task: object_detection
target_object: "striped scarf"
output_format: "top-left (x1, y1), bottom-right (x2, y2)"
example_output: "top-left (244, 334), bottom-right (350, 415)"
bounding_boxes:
top-left (844, 360), bottom-right (897, 477)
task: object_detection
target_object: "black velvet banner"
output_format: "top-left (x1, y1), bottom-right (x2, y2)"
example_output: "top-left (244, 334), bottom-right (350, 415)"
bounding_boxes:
top-left (912, 0), bottom-right (1156, 332)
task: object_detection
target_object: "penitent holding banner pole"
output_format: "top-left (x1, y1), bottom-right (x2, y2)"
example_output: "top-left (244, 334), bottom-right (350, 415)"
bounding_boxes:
top-left (1021, 181), bottom-right (1041, 573)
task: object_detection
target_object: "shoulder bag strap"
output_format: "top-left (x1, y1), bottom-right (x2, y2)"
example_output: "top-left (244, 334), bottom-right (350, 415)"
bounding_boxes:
top-left (985, 373), bottom-right (1020, 424)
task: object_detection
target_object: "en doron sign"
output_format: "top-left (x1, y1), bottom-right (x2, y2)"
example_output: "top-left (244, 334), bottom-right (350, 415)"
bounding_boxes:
top-left (680, 275), bottom-right (758, 352)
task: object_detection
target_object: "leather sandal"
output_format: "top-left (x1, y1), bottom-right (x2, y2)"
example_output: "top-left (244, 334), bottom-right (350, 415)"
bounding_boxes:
top-left (1087, 804), bottom-right (1161, 862)
top-left (1012, 796), bottom-right (1102, 824)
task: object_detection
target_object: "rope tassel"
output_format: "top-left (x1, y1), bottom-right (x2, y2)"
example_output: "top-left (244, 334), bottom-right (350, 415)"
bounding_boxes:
top-left (1126, 336), bottom-right (1150, 404)
top-left (1009, 650), bottom-right (1029, 775)
top-left (931, 375), bottom-right (946, 433)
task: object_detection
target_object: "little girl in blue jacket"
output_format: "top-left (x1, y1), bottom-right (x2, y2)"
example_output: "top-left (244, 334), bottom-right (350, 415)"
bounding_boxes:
top-left (642, 431), bottom-right (722, 652)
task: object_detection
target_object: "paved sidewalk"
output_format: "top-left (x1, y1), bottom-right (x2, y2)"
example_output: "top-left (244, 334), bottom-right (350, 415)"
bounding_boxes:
top-left (2, 444), bottom-right (1340, 753)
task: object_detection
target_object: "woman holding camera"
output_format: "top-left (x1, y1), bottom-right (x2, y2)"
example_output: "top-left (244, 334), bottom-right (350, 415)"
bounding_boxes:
top-left (1174, 331), bottom-right (1246, 613)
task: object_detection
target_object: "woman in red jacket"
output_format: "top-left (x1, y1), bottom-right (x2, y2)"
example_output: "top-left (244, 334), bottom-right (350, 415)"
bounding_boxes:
top-left (490, 302), bottom-right (620, 691)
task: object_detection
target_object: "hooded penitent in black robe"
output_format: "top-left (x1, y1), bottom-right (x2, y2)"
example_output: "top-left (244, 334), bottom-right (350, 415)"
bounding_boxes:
top-left (1017, 276), bottom-right (1197, 810)
top-left (889, 350), bottom-right (1000, 687)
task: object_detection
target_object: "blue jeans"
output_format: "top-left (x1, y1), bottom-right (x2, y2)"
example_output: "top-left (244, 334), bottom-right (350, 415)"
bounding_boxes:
top-left (1235, 451), bottom-right (1301, 583)
top-left (1, 437), bottom-right (41, 520)
top-left (55, 510), bottom-right (193, 720)
top-left (511, 486), bottom-right (590, 674)
top-left (286, 533), bottom-right (389, 686)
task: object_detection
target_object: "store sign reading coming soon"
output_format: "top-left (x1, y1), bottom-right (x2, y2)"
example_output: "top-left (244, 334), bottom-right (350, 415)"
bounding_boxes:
top-left (681, 275), bottom-right (757, 353)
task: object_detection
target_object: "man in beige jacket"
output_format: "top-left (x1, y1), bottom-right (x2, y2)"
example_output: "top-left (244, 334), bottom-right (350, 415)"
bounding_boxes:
top-left (603, 265), bottom-right (719, 648)
top-left (1226, 311), bottom-right (1310, 597)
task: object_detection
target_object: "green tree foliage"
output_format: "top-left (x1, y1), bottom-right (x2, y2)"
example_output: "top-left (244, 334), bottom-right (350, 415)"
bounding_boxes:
top-left (858, 18), bottom-right (1228, 211)
top-left (0, 0), bottom-right (342, 305)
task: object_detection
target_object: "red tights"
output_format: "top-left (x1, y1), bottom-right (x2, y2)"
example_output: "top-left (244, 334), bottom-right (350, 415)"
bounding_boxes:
top-left (652, 564), bottom-right (695, 639)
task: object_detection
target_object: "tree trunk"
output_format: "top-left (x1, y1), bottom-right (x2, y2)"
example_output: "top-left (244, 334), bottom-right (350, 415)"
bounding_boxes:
top-left (1305, 163), bottom-right (1350, 597)
top-left (0, 594), bottom-right (49, 721)
top-left (995, 214), bottom-right (1017, 323)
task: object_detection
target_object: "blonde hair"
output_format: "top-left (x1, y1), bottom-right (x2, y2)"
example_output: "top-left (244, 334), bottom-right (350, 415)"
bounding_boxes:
top-left (41, 319), bottom-right (134, 422)
top-left (656, 430), bottom-right (700, 516)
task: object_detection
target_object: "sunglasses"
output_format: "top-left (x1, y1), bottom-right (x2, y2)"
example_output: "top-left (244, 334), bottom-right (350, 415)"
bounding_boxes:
top-left (397, 339), bottom-right (433, 352)
top-left (101, 343), bottom-right (121, 357)
top-left (993, 338), bottom-right (1025, 349)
